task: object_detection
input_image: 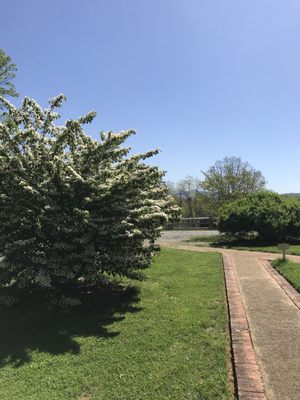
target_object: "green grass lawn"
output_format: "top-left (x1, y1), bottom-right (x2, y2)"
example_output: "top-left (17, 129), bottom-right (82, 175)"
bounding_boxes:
top-left (0, 248), bottom-right (231, 400)
top-left (272, 258), bottom-right (300, 292)
top-left (189, 235), bottom-right (300, 255)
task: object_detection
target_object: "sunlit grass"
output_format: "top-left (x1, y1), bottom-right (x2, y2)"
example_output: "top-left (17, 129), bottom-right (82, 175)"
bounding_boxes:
top-left (272, 258), bottom-right (300, 292)
top-left (0, 248), bottom-right (231, 400)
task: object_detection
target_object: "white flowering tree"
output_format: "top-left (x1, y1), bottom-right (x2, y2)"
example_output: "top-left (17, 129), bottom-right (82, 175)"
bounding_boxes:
top-left (0, 95), bottom-right (178, 293)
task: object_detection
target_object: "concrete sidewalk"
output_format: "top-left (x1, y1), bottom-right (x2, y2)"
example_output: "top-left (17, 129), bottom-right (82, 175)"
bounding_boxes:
top-left (229, 250), bottom-right (300, 400)
top-left (160, 240), bottom-right (300, 400)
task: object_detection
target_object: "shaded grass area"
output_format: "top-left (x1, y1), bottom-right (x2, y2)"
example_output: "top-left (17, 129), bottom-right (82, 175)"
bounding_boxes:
top-left (0, 248), bottom-right (230, 400)
top-left (188, 234), bottom-right (300, 255)
top-left (272, 258), bottom-right (300, 292)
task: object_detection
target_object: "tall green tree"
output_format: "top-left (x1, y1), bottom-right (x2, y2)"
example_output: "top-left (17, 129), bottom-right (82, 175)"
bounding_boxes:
top-left (201, 156), bottom-right (266, 205)
top-left (0, 49), bottom-right (18, 106)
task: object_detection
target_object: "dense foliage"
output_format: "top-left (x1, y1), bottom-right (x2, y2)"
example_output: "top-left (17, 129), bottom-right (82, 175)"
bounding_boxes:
top-left (218, 191), bottom-right (300, 240)
top-left (0, 95), bottom-right (178, 292)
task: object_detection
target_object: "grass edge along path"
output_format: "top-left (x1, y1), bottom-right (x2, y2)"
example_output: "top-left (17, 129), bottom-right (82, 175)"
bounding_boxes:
top-left (271, 258), bottom-right (300, 293)
top-left (189, 235), bottom-right (300, 256)
top-left (0, 248), bottom-right (231, 400)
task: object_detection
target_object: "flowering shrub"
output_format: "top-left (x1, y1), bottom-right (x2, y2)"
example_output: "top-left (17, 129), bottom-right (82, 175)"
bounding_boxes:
top-left (0, 95), bottom-right (178, 292)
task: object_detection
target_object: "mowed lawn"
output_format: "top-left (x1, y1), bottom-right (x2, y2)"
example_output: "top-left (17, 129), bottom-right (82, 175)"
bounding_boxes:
top-left (0, 248), bottom-right (231, 400)
top-left (272, 259), bottom-right (300, 293)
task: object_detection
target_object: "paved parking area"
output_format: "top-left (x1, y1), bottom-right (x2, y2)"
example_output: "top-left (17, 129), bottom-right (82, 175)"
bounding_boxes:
top-left (160, 230), bottom-right (218, 243)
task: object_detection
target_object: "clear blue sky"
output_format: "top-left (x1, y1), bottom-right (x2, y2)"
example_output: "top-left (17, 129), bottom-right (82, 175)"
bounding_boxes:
top-left (1, 0), bottom-right (300, 193)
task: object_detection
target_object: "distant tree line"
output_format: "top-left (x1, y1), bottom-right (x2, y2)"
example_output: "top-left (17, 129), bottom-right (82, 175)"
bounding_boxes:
top-left (169, 158), bottom-right (300, 242)
top-left (167, 156), bottom-right (266, 218)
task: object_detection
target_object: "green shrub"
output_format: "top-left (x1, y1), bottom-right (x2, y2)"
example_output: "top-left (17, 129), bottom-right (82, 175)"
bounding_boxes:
top-left (0, 95), bottom-right (178, 293)
top-left (218, 191), bottom-right (300, 241)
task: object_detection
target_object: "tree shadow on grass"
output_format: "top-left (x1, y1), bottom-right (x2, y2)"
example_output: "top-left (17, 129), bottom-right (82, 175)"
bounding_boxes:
top-left (209, 237), bottom-right (300, 248)
top-left (0, 282), bottom-right (141, 368)
top-left (209, 237), bottom-right (266, 248)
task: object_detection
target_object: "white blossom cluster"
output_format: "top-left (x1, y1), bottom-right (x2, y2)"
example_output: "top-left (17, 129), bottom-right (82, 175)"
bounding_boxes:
top-left (0, 95), bottom-right (179, 291)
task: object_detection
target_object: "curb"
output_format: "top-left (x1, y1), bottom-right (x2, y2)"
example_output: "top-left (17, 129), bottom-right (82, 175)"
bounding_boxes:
top-left (261, 259), bottom-right (300, 310)
top-left (223, 253), bottom-right (267, 400)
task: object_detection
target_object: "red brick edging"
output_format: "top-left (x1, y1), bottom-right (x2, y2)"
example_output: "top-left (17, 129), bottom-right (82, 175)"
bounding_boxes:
top-left (223, 253), bottom-right (267, 400)
top-left (261, 259), bottom-right (300, 310)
